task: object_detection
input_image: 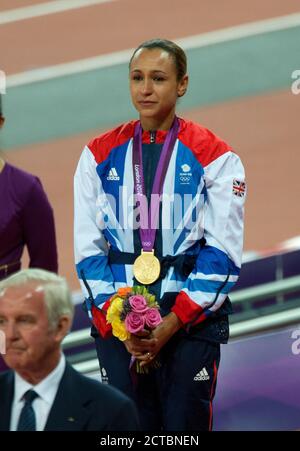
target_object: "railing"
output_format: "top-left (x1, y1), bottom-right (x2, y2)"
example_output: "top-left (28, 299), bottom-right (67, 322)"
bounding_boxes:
top-left (229, 306), bottom-right (300, 338)
top-left (229, 274), bottom-right (300, 333)
top-left (63, 275), bottom-right (300, 374)
top-left (230, 275), bottom-right (300, 305)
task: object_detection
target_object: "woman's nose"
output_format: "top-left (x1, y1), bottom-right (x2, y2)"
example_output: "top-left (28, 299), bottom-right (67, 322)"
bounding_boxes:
top-left (141, 78), bottom-right (153, 95)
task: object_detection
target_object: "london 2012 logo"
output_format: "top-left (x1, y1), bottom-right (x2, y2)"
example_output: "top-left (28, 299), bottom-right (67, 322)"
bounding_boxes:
top-left (179, 164), bottom-right (192, 185)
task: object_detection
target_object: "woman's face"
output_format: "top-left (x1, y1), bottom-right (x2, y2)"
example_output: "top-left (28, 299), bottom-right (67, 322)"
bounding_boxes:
top-left (129, 48), bottom-right (188, 128)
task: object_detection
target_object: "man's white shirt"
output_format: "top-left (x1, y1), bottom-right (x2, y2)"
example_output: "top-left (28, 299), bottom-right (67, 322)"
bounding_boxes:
top-left (10, 354), bottom-right (66, 431)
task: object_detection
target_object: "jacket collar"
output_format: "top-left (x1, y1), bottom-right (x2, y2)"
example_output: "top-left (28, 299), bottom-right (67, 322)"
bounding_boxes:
top-left (44, 363), bottom-right (93, 431)
top-left (0, 371), bottom-right (14, 431)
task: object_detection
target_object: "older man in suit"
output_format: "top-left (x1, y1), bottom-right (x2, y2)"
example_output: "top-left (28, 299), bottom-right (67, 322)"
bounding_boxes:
top-left (0, 269), bottom-right (139, 431)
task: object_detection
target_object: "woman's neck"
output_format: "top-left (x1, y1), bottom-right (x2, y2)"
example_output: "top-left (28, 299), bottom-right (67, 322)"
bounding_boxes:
top-left (140, 111), bottom-right (176, 131)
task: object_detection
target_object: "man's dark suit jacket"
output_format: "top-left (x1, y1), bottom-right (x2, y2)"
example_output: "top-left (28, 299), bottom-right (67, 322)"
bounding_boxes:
top-left (0, 362), bottom-right (139, 431)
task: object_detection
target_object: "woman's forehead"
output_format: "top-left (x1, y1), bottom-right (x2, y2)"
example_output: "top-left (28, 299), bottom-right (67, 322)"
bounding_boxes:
top-left (130, 48), bottom-right (174, 70)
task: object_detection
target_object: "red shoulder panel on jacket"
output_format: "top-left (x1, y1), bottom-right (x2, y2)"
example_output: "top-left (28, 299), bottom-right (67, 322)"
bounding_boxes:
top-left (87, 121), bottom-right (137, 164)
top-left (178, 118), bottom-right (232, 167)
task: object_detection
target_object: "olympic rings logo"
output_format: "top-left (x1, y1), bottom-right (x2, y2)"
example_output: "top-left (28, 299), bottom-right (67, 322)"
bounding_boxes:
top-left (180, 176), bottom-right (191, 183)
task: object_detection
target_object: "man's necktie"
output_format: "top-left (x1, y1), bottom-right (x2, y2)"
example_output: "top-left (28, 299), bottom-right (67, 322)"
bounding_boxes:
top-left (17, 389), bottom-right (39, 431)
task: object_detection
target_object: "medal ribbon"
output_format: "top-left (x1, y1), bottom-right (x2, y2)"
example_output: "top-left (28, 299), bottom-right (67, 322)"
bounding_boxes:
top-left (132, 116), bottom-right (179, 251)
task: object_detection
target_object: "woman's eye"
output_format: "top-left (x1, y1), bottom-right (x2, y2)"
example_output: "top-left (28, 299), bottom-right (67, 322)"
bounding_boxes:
top-left (154, 77), bottom-right (165, 82)
top-left (132, 75), bottom-right (142, 81)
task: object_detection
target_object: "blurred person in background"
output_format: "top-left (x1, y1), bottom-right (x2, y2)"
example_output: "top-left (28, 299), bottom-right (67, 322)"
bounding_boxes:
top-left (0, 94), bottom-right (58, 373)
top-left (0, 94), bottom-right (58, 281)
top-left (0, 269), bottom-right (139, 431)
top-left (74, 39), bottom-right (246, 431)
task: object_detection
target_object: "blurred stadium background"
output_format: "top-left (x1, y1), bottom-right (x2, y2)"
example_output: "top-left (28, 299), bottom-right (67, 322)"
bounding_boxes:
top-left (0, 0), bottom-right (300, 431)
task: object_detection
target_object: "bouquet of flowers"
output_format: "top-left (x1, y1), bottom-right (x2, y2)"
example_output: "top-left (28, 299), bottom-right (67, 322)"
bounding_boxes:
top-left (106, 285), bottom-right (163, 373)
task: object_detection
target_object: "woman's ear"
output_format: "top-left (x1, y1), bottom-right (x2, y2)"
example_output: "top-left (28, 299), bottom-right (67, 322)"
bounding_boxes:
top-left (177, 75), bottom-right (189, 98)
top-left (0, 116), bottom-right (5, 129)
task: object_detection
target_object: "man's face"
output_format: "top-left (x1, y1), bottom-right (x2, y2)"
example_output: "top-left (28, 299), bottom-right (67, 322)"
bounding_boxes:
top-left (0, 283), bottom-right (61, 373)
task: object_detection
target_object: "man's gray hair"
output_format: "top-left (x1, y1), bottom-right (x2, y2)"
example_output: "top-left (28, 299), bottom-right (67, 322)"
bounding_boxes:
top-left (0, 269), bottom-right (74, 329)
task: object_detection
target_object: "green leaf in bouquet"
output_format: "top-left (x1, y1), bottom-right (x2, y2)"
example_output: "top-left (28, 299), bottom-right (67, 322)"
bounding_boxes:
top-left (145, 293), bottom-right (156, 306)
top-left (135, 286), bottom-right (142, 295)
top-left (149, 295), bottom-right (157, 306)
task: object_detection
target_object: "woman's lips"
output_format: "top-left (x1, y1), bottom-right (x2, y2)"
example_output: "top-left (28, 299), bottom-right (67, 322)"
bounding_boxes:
top-left (138, 101), bottom-right (156, 106)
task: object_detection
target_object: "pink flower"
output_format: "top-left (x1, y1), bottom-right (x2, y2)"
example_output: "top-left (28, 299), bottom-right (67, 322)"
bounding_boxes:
top-left (125, 312), bottom-right (145, 334)
top-left (144, 308), bottom-right (162, 329)
top-left (129, 295), bottom-right (148, 313)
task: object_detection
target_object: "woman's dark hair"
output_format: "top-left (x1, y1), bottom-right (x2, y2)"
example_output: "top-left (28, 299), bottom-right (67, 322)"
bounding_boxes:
top-left (129, 38), bottom-right (187, 81)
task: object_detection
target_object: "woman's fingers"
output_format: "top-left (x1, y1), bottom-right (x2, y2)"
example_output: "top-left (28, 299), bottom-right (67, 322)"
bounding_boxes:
top-left (131, 351), bottom-right (143, 357)
top-left (131, 336), bottom-right (157, 352)
top-left (134, 330), bottom-right (152, 338)
top-left (124, 336), bottom-right (157, 355)
top-left (136, 351), bottom-right (155, 362)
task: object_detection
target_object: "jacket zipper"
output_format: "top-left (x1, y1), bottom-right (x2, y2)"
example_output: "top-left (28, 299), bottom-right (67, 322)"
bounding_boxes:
top-left (150, 130), bottom-right (156, 143)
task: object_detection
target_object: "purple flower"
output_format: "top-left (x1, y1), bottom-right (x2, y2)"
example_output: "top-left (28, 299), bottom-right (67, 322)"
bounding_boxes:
top-left (144, 308), bottom-right (162, 329)
top-left (129, 295), bottom-right (148, 313)
top-left (125, 312), bottom-right (145, 334)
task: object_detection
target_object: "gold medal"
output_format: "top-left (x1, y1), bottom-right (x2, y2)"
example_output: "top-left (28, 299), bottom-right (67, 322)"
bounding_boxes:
top-left (133, 250), bottom-right (161, 285)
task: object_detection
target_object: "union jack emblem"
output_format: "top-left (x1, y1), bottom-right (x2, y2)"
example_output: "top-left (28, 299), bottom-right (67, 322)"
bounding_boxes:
top-left (233, 179), bottom-right (246, 197)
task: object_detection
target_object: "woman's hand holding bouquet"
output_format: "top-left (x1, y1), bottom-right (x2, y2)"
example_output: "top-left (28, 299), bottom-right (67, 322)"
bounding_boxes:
top-left (106, 286), bottom-right (163, 373)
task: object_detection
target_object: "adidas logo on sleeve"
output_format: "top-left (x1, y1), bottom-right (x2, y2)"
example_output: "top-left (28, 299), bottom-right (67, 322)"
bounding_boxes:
top-left (107, 167), bottom-right (120, 181)
top-left (194, 367), bottom-right (210, 381)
